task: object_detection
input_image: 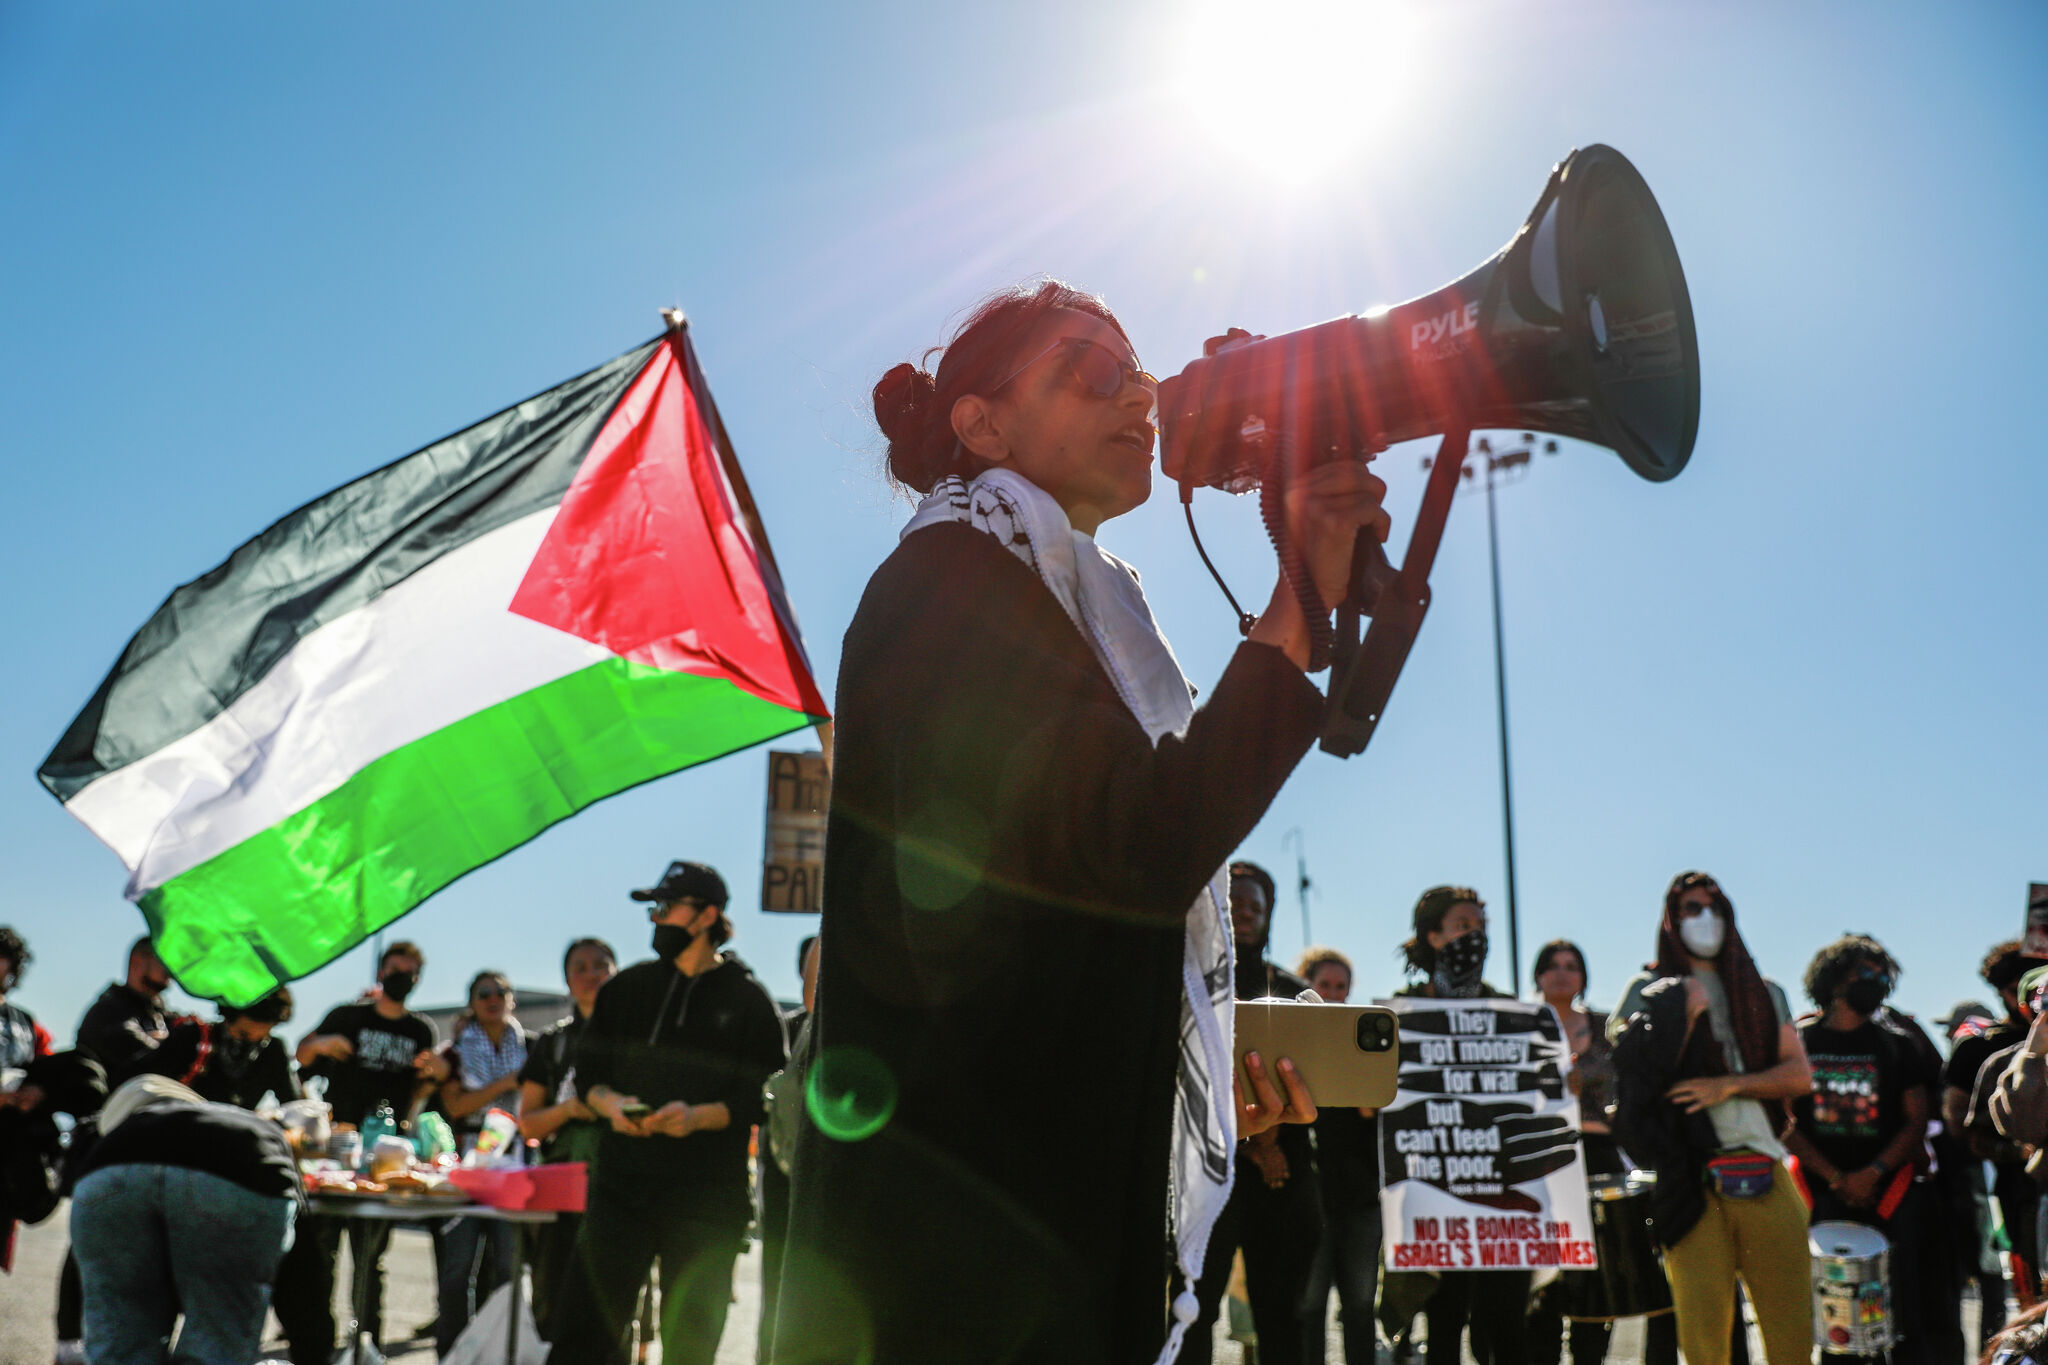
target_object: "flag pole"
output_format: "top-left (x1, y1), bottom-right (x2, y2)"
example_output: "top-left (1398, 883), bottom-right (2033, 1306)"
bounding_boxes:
top-left (661, 309), bottom-right (834, 772)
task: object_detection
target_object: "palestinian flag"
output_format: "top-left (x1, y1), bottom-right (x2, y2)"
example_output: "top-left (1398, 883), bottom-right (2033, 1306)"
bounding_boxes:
top-left (39, 323), bottom-right (829, 1005)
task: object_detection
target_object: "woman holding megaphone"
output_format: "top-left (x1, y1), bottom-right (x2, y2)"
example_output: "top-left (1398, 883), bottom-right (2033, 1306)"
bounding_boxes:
top-left (776, 279), bottom-right (1389, 1365)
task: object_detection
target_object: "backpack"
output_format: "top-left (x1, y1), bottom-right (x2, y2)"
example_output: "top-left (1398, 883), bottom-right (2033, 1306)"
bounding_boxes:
top-left (0, 1109), bottom-right (64, 1226)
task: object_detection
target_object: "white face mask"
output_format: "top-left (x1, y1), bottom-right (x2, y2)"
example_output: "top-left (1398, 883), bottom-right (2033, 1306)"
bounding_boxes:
top-left (1678, 909), bottom-right (1726, 958)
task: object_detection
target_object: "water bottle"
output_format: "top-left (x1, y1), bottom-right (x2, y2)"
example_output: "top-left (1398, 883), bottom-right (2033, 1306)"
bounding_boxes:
top-left (359, 1101), bottom-right (398, 1168)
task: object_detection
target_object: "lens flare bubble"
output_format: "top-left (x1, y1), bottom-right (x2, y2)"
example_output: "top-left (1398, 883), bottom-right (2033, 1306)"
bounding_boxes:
top-left (805, 1045), bottom-right (899, 1143)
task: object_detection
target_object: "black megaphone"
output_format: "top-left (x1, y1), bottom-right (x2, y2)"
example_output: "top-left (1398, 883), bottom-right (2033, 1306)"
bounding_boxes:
top-left (1158, 143), bottom-right (1700, 756)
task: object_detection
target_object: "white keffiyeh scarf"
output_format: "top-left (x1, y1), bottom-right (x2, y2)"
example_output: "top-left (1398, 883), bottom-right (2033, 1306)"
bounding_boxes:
top-left (902, 469), bottom-right (1235, 1363)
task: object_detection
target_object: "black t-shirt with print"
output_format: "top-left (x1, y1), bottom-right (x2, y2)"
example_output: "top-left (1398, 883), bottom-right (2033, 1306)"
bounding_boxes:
top-left (1945, 1019), bottom-right (2027, 1097)
top-left (1792, 1016), bottom-right (1937, 1174)
top-left (302, 1003), bottom-right (438, 1128)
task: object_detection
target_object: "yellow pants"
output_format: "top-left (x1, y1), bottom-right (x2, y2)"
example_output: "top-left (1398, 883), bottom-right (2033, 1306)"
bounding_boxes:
top-left (1662, 1161), bottom-right (1812, 1365)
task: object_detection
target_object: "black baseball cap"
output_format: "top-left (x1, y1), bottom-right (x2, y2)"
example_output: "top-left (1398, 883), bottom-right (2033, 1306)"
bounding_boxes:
top-left (630, 860), bottom-right (728, 908)
top-left (1937, 999), bottom-right (1994, 1034)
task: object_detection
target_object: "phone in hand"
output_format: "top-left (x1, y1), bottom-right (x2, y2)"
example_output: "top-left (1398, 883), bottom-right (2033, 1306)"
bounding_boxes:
top-left (1234, 1001), bottom-right (1400, 1109)
top-left (618, 1102), bottom-right (652, 1118)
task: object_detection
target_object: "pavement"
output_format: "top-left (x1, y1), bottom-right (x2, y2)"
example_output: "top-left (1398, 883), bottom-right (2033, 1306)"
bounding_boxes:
top-left (0, 1201), bottom-right (2000, 1364)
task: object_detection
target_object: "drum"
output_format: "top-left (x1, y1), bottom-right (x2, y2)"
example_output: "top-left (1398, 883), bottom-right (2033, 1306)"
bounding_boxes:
top-left (1564, 1170), bottom-right (1674, 1322)
top-left (1810, 1220), bottom-right (1893, 1355)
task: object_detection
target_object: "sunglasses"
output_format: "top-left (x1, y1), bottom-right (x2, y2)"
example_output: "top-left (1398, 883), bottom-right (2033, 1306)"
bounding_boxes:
top-left (648, 897), bottom-right (707, 919)
top-left (990, 337), bottom-right (1157, 405)
top-left (473, 986), bottom-right (510, 1001)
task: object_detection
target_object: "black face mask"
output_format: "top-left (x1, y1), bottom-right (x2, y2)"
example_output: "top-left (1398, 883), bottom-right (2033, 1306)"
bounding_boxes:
top-left (1844, 978), bottom-right (1888, 1016)
top-left (651, 922), bottom-right (699, 962)
top-left (1434, 930), bottom-right (1489, 998)
top-left (380, 971), bottom-right (417, 1005)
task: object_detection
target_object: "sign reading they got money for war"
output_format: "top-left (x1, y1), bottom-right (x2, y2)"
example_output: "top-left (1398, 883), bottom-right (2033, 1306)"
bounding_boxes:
top-left (1378, 997), bottom-right (1595, 1273)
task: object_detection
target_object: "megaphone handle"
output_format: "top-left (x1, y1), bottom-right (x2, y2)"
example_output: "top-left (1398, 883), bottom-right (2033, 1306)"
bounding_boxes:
top-left (1320, 422), bottom-right (1472, 757)
top-left (1258, 432), bottom-right (1335, 672)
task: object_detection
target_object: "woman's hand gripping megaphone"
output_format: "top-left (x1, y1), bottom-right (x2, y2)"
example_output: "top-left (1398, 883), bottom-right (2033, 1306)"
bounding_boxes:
top-left (1202, 329), bottom-right (1394, 673)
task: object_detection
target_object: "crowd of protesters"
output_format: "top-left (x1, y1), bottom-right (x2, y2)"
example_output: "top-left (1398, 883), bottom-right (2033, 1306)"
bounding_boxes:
top-left (0, 857), bottom-right (791, 1365)
top-left (1176, 868), bottom-right (2048, 1365)
top-left (4, 863), bottom-right (2048, 1365)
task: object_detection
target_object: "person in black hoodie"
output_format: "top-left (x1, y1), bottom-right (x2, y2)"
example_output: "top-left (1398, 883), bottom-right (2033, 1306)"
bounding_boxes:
top-left (1173, 861), bottom-right (1323, 1365)
top-left (75, 936), bottom-right (189, 1088)
top-left (62, 933), bottom-right (203, 1365)
top-left (546, 860), bottom-right (786, 1365)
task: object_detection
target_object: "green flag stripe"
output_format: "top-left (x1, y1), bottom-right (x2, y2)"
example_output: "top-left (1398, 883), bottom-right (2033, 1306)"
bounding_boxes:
top-left (139, 657), bottom-right (818, 1005)
top-left (40, 338), bottom-right (664, 803)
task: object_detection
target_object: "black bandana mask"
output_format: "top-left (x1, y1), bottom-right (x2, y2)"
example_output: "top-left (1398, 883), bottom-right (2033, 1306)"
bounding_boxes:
top-left (1433, 930), bottom-right (1489, 998)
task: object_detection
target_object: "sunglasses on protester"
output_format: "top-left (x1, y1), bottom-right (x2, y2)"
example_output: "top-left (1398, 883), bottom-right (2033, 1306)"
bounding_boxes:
top-left (647, 897), bottom-right (709, 920)
top-left (473, 986), bottom-right (511, 1001)
top-left (990, 337), bottom-right (1158, 405)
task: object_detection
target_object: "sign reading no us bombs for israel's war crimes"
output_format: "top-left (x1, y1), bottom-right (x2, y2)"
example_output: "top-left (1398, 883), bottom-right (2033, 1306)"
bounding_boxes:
top-left (1378, 997), bottom-right (1596, 1273)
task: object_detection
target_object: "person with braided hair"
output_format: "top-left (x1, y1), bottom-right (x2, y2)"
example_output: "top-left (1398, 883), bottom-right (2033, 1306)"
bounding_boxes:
top-left (776, 278), bottom-right (1387, 1365)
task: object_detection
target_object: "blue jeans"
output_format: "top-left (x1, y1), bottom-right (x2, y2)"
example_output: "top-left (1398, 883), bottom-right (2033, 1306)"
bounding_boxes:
top-left (1303, 1193), bottom-right (1382, 1364)
top-left (436, 1215), bottom-right (518, 1355)
top-left (70, 1165), bottom-right (296, 1365)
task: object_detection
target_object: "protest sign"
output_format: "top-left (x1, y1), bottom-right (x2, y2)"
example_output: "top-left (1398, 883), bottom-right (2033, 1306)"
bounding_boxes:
top-left (1378, 996), bottom-right (1595, 1272)
top-left (762, 749), bottom-right (828, 912)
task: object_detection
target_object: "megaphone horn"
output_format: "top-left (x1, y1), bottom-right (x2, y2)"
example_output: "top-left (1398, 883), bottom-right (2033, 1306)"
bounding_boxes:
top-left (1158, 143), bottom-right (1700, 757)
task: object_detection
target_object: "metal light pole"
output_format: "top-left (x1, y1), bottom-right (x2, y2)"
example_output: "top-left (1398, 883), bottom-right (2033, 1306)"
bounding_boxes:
top-left (1422, 433), bottom-right (1555, 995)
top-left (1481, 442), bottom-right (1522, 996)
top-left (1282, 827), bottom-right (1313, 948)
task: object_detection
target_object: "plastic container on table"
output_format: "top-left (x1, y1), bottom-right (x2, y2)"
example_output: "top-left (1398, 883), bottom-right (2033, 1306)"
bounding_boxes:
top-left (360, 1101), bottom-right (399, 1158)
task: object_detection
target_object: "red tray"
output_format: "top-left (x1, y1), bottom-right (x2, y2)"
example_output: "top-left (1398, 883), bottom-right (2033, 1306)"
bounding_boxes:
top-left (446, 1162), bottom-right (587, 1212)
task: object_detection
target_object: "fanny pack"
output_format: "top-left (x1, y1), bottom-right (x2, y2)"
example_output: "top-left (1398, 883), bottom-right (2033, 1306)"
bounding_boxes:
top-left (1705, 1151), bottom-right (1775, 1199)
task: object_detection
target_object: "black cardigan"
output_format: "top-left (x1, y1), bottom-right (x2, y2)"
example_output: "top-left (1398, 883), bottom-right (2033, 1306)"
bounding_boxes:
top-left (1610, 976), bottom-right (1718, 1248)
top-left (778, 524), bottom-right (1324, 1365)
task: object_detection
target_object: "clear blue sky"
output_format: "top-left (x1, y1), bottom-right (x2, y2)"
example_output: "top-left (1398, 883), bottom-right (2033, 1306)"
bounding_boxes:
top-left (2, 3), bottom-right (2042, 1040)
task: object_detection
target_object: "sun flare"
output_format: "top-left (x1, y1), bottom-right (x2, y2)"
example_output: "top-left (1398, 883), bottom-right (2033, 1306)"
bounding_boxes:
top-left (1172, 0), bottom-right (1428, 183)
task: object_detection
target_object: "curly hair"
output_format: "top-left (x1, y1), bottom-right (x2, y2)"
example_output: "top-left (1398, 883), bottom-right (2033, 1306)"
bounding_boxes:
top-left (1401, 886), bottom-right (1484, 975)
top-left (1984, 939), bottom-right (2030, 994)
top-left (1803, 934), bottom-right (1900, 1009)
top-left (0, 926), bottom-right (28, 987)
top-left (1297, 946), bottom-right (1353, 984)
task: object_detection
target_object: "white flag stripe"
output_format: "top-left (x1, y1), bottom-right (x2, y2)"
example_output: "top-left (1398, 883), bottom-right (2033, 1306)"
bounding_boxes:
top-left (66, 509), bottom-right (611, 894)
